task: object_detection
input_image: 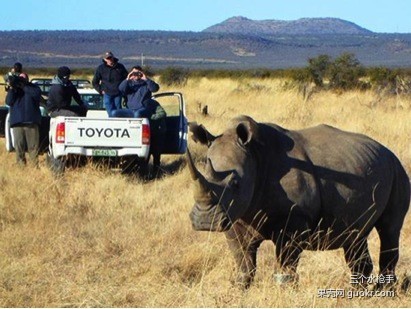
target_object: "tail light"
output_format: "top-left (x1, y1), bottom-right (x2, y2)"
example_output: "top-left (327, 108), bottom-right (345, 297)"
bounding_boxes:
top-left (55, 122), bottom-right (65, 143)
top-left (142, 124), bottom-right (150, 145)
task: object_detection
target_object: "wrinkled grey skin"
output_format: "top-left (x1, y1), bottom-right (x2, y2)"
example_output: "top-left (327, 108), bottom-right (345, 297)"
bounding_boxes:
top-left (187, 115), bottom-right (410, 289)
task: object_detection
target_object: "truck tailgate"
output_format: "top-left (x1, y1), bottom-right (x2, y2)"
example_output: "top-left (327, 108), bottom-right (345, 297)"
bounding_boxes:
top-left (64, 118), bottom-right (145, 148)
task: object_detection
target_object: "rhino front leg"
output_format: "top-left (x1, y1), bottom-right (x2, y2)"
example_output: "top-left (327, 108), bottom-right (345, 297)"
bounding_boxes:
top-left (225, 222), bottom-right (263, 289)
top-left (274, 222), bottom-right (306, 285)
top-left (275, 236), bottom-right (302, 284)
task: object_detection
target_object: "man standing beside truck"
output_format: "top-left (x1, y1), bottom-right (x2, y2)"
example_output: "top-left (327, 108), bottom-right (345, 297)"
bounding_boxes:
top-left (92, 51), bottom-right (128, 117)
top-left (6, 73), bottom-right (42, 167)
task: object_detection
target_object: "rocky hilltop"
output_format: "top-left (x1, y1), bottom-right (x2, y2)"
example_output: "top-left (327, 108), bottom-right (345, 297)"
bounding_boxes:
top-left (203, 16), bottom-right (373, 35)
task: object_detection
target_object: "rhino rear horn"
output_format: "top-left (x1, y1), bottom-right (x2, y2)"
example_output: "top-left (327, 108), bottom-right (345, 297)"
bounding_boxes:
top-left (207, 158), bottom-right (219, 180)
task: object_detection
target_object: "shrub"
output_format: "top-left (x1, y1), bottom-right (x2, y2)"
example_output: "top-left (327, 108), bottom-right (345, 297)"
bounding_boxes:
top-left (368, 67), bottom-right (398, 89)
top-left (328, 53), bottom-right (367, 90)
top-left (159, 67), bottom-right (189, 86)
top-left (307, 54), bottom-right (332, 87)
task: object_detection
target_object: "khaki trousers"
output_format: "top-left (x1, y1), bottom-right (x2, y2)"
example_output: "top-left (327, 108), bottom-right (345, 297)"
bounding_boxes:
top-left (12, 124), bottom-right (39, 166)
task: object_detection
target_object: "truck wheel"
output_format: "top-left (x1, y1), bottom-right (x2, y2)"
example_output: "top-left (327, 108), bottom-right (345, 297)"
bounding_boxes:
top-left (137, 159), bottom-right (149, 178)
top-left (46, 153), bottom-right (66, 175)
top-left (121, 156), bottom-right (148, 177)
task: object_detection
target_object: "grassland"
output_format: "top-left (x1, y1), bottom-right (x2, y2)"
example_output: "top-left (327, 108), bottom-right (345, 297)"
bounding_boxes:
top-left (0, 77), bottom-right (410, 307)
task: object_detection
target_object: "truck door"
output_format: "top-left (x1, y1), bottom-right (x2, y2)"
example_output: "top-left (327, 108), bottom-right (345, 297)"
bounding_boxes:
top-left (0, 106), bottom-right (8, 137)
top-left (152, 92), bottom-right (187, 154)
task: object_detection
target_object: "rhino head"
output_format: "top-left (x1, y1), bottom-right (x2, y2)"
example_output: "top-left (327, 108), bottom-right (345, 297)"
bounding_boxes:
top-left (187, 116), bottom-right (263, 232)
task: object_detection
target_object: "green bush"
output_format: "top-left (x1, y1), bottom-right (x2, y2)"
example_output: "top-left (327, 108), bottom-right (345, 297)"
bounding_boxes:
top-left (328, 53), bottom-right (367, 90)
top-left (368, 67), bottom-right (398, 88)
top-left (159, 67), bottom-right (189, 86)
top-left (307, 54), bottom-right (332, 87)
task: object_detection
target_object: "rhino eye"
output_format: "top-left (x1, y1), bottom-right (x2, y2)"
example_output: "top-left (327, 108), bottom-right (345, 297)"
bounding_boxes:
top-left (228, 178), bottom-right (239, 190)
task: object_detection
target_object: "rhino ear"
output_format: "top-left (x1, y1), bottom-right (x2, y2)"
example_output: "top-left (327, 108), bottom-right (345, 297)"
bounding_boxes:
top-left (189, 122), bottom-right (216, 147)
top-left (236, 123), bottom-right (252, 146)
top-left (236, 118), bottom-right (263, 147)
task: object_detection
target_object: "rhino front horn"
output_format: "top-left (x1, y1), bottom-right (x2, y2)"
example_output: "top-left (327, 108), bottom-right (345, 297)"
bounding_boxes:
top-left (186, 148), bottom-right (211, 200)
top-left (186, 148), bottom-right (199, 181)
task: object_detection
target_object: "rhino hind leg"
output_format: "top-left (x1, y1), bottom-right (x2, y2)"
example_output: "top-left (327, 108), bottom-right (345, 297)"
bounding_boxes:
top-left (373, 180), bottom-right (409, 291)
top-left (343, 238), bottom-right (373, 287)
top-left (374, 223), bottom-right (401, 290)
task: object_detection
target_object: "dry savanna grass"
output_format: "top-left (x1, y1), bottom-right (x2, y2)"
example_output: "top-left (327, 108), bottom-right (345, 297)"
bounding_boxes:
top-left (0, 77), bottom-right (410, 307)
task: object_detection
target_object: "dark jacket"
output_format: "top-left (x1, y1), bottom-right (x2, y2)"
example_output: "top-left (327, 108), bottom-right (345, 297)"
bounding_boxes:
top-left (118, 78), bottom-right (160, 110)
top-left (92, 58), bottom-right (128, 96)
top-left (145, 99), bottom-right (167, 135)
top-left (135, 99), bottom-right (167, 135)
top-left (6, 82), bottom-right (42, 127)
top-left (47, 76), bottom-right (86, 112)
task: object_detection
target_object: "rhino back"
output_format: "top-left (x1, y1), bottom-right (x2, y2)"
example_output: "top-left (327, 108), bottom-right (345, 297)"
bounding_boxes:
top-left (260, 123), bottom-right (407, 242)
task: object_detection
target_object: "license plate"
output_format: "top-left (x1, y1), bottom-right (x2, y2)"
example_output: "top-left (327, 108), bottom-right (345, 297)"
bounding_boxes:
top-left (92, 149), bottom-right (117, 157)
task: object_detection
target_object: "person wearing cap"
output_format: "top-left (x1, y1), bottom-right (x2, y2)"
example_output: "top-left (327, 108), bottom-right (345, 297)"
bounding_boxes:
top-left (92, 51), bottom-right (128, 117)
top-left (6, 73), bottom-right (42, 166)
top-left (47, 66), bottom-right (88, 117)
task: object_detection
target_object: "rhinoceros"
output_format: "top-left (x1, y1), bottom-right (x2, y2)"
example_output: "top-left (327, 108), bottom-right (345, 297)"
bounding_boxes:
top-left (187, 115), bottom-right (410, 288)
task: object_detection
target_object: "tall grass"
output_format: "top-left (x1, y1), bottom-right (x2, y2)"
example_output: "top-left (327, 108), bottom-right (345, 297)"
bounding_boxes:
top-left (0, 77), bottom-right (410, 307)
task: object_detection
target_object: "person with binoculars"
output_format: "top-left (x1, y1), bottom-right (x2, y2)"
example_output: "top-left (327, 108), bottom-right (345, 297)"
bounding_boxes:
top-left (118, 66), bottom-right (160, 117)
top-left (5, 73), bottom-right (42, 167)
top-left (119, 66), bottom-right (167, 176)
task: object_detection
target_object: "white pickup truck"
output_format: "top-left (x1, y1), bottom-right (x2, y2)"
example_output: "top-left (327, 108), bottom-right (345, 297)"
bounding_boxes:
top-left (1, 86), bottom-right (188, 175)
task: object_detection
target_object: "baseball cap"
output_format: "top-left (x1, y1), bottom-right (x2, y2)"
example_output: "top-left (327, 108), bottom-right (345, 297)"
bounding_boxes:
top-left (103, 51), bottom-right (114, 59)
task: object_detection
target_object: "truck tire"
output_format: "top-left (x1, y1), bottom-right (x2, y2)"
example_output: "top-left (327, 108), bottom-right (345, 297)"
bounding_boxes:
top-left (121, 156), bottom-right (148, 177)
top-left (46, 153), bottom-right (66, 175)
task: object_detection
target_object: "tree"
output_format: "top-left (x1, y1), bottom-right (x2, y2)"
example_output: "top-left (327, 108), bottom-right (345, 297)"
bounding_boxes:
top-left (328, 52), bottom-right (365, 90)
top-left (307, 54), bottom-right (332, 87)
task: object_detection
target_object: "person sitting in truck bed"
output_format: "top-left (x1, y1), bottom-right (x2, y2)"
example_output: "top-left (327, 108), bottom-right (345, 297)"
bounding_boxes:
top-left (47, 66), bottom-right (88, 117)
top-left (118, 66), bottom-right (160, 118)
top-left (118, 66), bottom-right (166, 175)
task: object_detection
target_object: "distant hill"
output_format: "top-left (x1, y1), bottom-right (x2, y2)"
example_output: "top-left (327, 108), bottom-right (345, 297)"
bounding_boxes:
top-left (203, 16), bottom-right (373, 35)
top-left (0, 18), bottom-right (410, 70)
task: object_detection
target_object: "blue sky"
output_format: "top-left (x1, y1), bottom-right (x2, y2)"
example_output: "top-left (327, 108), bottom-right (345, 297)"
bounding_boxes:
top-left (1, 0), bottom-right (410, 33)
